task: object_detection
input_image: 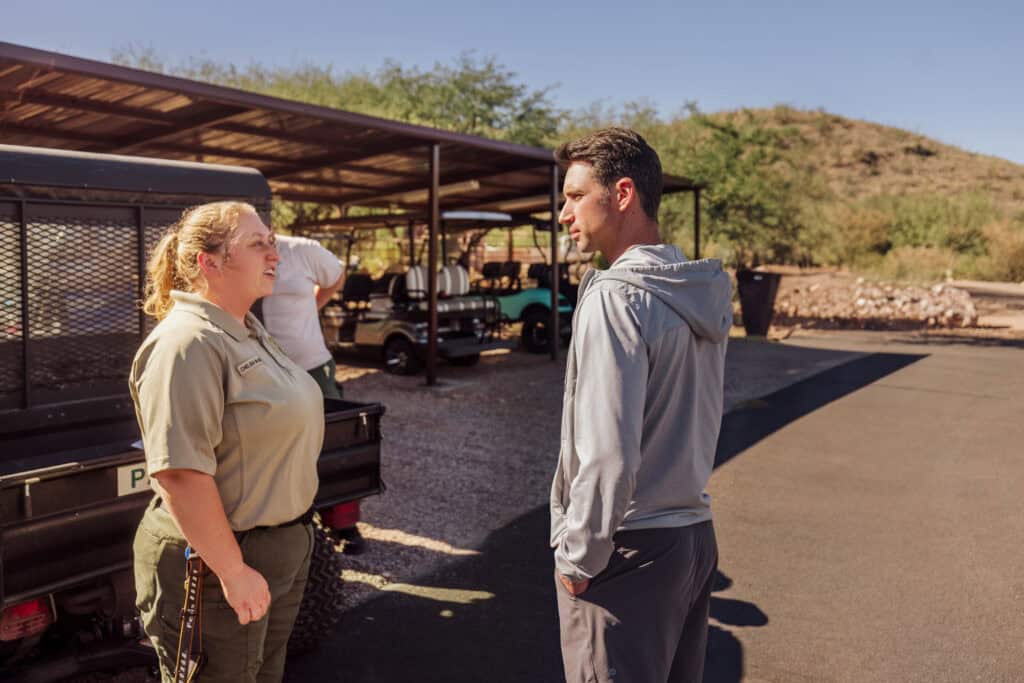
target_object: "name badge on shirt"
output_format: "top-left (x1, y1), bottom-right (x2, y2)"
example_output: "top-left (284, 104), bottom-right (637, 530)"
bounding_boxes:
top-left (236, 357), bottom-right (264, 375)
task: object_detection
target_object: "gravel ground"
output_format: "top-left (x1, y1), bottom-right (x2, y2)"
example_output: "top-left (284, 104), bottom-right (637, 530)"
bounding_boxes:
top-left (333, 337), bottom-right (864, 612)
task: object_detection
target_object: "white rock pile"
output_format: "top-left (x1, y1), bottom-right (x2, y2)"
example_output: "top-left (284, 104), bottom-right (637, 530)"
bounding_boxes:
top-left (774, 278), bottom-right (978, 329)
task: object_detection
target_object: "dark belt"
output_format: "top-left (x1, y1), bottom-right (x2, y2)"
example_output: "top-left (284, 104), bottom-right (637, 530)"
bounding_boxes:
top-left (238, 507), bottom-right (315, 536)
top-left (153, 496), bottom-right (313, 532)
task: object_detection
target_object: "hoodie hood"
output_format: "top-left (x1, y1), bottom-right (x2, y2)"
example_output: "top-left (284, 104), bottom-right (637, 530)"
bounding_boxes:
top-left (584, 244), bottom-right (733, 342)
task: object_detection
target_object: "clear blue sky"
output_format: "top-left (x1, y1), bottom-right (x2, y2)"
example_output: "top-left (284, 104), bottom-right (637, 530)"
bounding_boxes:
top-left (4, 0), bottom-right (1023, 162)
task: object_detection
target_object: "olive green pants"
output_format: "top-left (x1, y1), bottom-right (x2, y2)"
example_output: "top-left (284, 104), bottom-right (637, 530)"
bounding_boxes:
top-left (133, 502), bottom-right (314, 683)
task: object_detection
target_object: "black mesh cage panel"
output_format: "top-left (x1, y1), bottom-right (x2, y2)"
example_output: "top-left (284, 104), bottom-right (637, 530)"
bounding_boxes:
top-left (0, 201), bottom-right (211, 410)
top-left (0, 203), bottom-right (23, 410)
top-left (24, 204), bottom-right (140, 405)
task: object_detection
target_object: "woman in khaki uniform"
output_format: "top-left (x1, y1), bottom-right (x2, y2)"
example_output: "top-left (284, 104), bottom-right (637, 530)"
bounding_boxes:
top-left (130, 202), bottom-right (325, 682)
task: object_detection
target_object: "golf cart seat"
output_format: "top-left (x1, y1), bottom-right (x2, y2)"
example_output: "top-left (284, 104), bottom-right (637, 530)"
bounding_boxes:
top-left (439, 264), bottom-right (471, 298)
top-left (501, 261), bottom-right (522, 293)
top-left (341, 273), bottom-right (373, 313)
top-left (473, 261), bottom-right (503, 293)
top-left (389, 265), bottom-right (428, 304)
top-left (527, 263), bottom-right (552, 289)
top-left (388, 264), bottom-right (497, 316)
top-left (373, 273), bottom-right (400, 294)
top-left (527, 263), bottom-right (575, 302)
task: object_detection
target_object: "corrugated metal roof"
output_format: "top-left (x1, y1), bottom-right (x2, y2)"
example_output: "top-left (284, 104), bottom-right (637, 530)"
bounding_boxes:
top-left (0, 42), bottom-right (700, 217)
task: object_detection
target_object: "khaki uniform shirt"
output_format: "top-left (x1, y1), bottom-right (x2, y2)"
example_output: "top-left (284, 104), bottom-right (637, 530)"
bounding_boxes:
top-left (130, 290), bottom-right (324, 530)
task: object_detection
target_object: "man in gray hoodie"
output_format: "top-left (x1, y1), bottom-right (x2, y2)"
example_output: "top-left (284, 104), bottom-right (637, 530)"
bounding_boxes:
top-left (550, 128), bottom-right (733, 682)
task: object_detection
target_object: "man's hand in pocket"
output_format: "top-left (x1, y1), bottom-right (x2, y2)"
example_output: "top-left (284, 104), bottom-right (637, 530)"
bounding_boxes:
top-left (558, 573), bottom-right (590, 596)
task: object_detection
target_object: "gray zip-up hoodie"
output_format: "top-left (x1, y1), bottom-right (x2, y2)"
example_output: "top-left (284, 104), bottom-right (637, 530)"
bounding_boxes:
top-left (550, 244), bottom-right (733, 581)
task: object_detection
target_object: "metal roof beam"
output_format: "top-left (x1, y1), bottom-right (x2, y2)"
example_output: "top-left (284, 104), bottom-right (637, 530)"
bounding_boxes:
top-left (291, 162), bottom-right (423, 182)
top-left (269, 176), bottom-right (383, 193)
top-left (264, 139), bottom-right (428, 179)
top-left (103, 105), bottom-right (252, 154)
top-left (0, 120), bottom-right (109, 146)
top-left (0, 87), bottom-right (179, 126)
top-left (273, 190), bottom-right (358, 204)
top-left (338, 159), bottom-right (548, 206)
top-left (292, 212), bottom-right (420, 229)
top-left (443, 191), bottom-right (553, 213)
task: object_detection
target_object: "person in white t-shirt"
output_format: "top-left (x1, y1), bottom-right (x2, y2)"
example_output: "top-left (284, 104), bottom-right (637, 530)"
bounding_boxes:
top-left (261, 234), bottom-right (345, 398)
top-left (261, 234), bottom-right (369, 551)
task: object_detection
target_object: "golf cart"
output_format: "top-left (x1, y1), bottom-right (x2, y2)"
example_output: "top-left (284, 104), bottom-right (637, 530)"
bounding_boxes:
top-left (458, 214), bottom-right (581, 354)
top-left (474, 259), bottom-right (574, 354)
top-left (320, 234), bottom-right (514, 375)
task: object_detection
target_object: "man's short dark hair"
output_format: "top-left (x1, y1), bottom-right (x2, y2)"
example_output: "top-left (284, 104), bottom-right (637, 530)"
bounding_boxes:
top-left (555, 127), bottom-right (664, 221)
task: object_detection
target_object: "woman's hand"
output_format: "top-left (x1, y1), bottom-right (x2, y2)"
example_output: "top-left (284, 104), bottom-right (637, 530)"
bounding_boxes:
top-left (219, 563), bottom-right (272, 624)
top-left (154, 470), bottom-right (270, 624)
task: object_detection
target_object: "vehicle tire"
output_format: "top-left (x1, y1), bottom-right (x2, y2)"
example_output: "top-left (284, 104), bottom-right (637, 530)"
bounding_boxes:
top-left (287, 522), bottom-right (348, 658)
top-left (383, 336), bottom-right (421, 375)
top-left (448, 353), bottom-right (481, 367)
top-left (520, 308), bottom-right (551, 354)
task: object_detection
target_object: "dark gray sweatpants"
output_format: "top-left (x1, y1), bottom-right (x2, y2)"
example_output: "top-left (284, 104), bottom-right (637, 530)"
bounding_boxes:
top-left (555, 521), bottom-right (717, 683)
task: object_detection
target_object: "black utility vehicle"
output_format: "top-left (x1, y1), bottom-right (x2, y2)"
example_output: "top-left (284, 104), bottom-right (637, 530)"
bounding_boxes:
top-left (0, 145), bottom-right (384, 680)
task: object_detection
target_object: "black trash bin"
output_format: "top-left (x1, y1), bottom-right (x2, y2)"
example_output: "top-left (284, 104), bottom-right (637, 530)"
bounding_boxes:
top-left (736, 269), bottom-right (782, 336)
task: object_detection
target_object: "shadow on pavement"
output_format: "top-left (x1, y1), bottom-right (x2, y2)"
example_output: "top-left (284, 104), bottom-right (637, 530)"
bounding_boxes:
top-left (286, 505), bottom-right (562, 683)
top-left (716, 351), bottom-right (925, 469)
top-left (704, 570), bottom-right (768, 683)
top-left (289, 350), bottom-right (926, 682)
top-left (702, 350), bottom-right (924, 681)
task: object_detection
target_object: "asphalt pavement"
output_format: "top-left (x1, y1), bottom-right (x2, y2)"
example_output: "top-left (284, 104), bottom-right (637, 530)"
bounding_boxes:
top-left (708, 332), bottom-right (1024, 682)
top-left (285, 331), bottom-right (1024, 682)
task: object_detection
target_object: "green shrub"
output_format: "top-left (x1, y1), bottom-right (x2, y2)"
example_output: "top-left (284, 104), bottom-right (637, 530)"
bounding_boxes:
top-left (869, 246), bottom-right (956, 283)
top-left (966, 221), bottom-right (1024, 282)
top-left (865, 193), bottom-right (996, 255)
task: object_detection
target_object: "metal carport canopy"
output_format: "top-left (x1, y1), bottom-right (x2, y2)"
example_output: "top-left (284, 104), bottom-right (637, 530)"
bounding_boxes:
top-left (0, 41), bottom-right (702, 384)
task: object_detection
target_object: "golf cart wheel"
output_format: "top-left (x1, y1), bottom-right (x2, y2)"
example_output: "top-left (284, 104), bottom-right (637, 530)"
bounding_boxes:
top-left (521, 308), bottom-right (551, 354)
top-left (448, 353), bottom-right (481, 367)
top-left (383, 336), bottom-right (421, 375)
